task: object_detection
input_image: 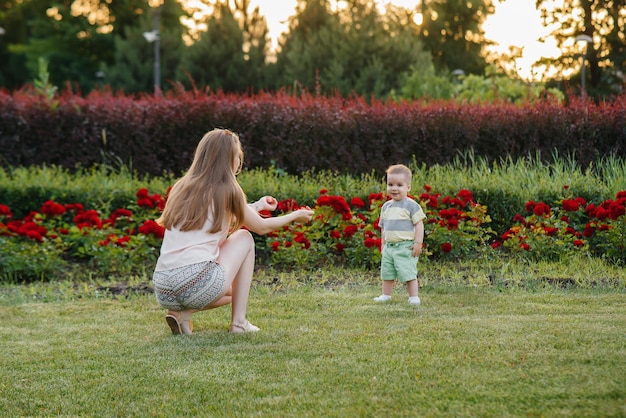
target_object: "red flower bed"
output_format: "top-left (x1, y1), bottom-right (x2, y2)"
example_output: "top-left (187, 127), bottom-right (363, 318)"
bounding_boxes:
top-left (1, 187), bottom-right (624, 281)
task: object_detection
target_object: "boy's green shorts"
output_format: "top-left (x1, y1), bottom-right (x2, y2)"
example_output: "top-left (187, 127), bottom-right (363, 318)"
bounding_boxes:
top-left (381, 240), bottom-right (418, 282)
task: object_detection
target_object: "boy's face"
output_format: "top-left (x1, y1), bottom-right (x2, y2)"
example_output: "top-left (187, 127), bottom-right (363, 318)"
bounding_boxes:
top-left (386, 173), bottom-right (411, 201)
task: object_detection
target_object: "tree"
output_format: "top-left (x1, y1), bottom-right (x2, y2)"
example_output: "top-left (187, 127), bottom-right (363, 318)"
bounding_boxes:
top-left (418, 0), bottom-right (495, 75)
top-left (396, 60), bottom-right (458, 101)
top-left (178, 2), bottom-right (247, 91)
top-left (176, 0), bottom-right (270, 93)
top-left (232, 0), bottom-right (271, 90)
top-left (272, 0), bottom-right (343, 93)
top-left (338, 1), bottom-right (426, 97)
top-left (15, 1), bottom-right (114, 92)
top-left (0, 0), bottom-right (32, 88)
top-left (274, 0), bottom-right (431, 98)
top-left (536, 0), bottom-right (625, 97)
top-left (104, 1), bottom-right (185, 94)
top-left (0, 0), bottom-right (183, 92)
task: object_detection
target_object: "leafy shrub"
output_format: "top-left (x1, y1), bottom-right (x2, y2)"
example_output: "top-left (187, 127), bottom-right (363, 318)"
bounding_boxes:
top-left (0, 189), bottom-right (166, 281)
top-left (419, 187), bottom-right (495, 259)
top-left (1, 88), bottom-right (624, 176)
top-left (0, 237), bottom-right (67, 281)
top-left (496, 191), bottom-right (626, 263)
top-left (0, 170), bottom-right (624, 282)
top-left (265, 191), bottom-right (383, 269)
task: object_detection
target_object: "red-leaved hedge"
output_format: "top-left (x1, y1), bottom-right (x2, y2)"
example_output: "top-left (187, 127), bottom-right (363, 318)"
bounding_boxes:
top-left (1, 87), bottom-right (625, 175)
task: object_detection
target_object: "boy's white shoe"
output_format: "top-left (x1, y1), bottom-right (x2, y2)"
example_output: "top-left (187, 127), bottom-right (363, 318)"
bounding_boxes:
top-left (373, 294), bottom-right (391, 302)
top-left (408, 296), bottom-right (421, 305)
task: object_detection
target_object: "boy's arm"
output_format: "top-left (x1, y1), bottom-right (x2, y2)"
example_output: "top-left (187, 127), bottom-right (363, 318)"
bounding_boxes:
top-left (411, 220), bottom-right (424, 257)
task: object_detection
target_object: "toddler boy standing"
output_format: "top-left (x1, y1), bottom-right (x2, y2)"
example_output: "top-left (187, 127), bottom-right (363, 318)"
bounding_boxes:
top-left (374, 164), bottom-right (426, 305)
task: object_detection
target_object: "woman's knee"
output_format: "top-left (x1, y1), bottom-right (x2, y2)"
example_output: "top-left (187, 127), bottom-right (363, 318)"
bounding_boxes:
top-left (220, 228), bottom-right (255, 257)
top-left (232, 228), bottom-right (254, 248)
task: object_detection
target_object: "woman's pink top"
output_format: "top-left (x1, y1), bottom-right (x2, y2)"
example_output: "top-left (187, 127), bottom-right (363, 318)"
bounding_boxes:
top-left (155, 216), bottom-right (226, 271)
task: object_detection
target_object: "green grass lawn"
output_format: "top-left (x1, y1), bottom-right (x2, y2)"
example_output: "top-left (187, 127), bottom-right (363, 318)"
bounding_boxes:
top-left (1, 278), bottom-right (625, 417)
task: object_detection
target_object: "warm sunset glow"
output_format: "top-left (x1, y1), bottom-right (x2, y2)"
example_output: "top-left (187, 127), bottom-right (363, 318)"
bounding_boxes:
top-left (175, 0), bottom-right (561, 81)
top-left (483, 1), bottom-right (560, 80)
top-left (248, 0), bottom-right (560, 81)
top-left (66, 0), bottom-right (114, 34)
top-left (46, 7), bottom-right (63, 21)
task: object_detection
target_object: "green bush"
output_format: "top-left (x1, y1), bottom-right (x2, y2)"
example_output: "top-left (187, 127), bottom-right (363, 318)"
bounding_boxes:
top-left (0, 237), bottom-right (66, 281)
top-left (0, 159), bottom-right (624, 282)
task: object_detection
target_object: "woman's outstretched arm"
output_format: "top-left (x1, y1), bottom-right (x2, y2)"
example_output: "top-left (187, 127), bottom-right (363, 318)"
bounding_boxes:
top-left (242, 204), bottom-right (313, 236)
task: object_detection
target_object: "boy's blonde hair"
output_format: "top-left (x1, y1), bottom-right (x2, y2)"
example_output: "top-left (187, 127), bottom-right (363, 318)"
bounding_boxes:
top-left (386, 164), bottom-right (412, 183)
top-left (158, 129), bottom-right (246, 233)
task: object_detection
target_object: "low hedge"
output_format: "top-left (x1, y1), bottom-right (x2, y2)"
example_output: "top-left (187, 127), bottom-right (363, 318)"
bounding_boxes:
top-left (0, 88), bottom-right (624, 176)
top-left (1, 157), bottom-right (624, 236)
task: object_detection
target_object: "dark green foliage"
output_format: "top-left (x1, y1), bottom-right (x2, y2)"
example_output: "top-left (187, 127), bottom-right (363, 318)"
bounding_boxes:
top-left (178, 4), bottom-right (247, 92)
top-left (0, 0), bottom-right (184, 93)
top-left (1, 0), bottom-right (623, 99)
top-left (419, 0), bottom-right (494, 75)
top-left (536, 0), bottom-right (626, 98)
top-left (274, 0), bottom-right (429, 97)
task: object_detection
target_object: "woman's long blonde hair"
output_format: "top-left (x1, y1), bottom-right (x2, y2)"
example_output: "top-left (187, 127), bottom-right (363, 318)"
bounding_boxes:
top-left (157, 129), bottom-right (246, 233)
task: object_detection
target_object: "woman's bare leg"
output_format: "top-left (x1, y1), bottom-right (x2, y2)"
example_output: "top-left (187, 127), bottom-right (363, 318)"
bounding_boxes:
top-left (166, 286), bottom-right (232, 334)
top-left (167, 230), bottom-right (256, 333)
top-left (215, 229), bottom-right (257, 331)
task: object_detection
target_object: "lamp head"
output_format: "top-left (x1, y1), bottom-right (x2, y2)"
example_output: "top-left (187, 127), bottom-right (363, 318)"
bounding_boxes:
top-left (143, 30), bottom-right (159, 43)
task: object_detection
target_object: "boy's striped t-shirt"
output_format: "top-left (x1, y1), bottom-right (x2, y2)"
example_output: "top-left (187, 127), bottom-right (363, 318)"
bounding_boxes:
top-left (379, 197), bottom-right (426, 242)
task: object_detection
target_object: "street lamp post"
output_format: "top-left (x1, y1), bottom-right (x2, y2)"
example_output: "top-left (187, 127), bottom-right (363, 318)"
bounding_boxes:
top-left (575, 34), bottom-right (592, 101)
top-left (143, 3), bottom-right (162, 93)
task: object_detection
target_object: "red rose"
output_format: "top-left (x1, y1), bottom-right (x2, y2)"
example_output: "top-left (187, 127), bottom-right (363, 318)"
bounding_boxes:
top-left (343, 225), bottom-right (358, 238)
top-left (562, 199), bottom-right (580, 212)
top-left (447, 218), bottom-right (459, 230)
top-left (533, 202), bottom-right (551, 216)
top-left (0, 204), bottom-right (12, 220)
top-left (457, 189), bottom-right (473, 204)
top-left (41, 200), bottom-right (66, 217)
top-left (544, 227), bottom-right (558, 236)
top-left (138, 220), bottom-right (165, 239)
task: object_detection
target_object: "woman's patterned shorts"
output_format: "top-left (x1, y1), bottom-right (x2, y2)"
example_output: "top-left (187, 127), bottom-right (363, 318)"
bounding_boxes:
top-left (153, 260), bottom-right (226, 311)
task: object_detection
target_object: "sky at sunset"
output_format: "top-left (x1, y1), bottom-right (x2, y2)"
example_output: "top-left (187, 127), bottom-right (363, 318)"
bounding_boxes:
top-left (249, 0), bottom-right (560, 80)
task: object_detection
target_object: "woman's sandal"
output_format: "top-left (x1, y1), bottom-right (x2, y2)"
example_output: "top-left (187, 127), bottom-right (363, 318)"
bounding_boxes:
top-left (230, 321), bottom-right (260, 333)
top-left (165, 314), bottom-right (193, 336)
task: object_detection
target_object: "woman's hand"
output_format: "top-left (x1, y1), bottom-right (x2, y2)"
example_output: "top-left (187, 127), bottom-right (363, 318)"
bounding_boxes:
top-left (255, 196), bottom-right (278, 212)
top-left (292, 207), bottom-right (314, 223)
